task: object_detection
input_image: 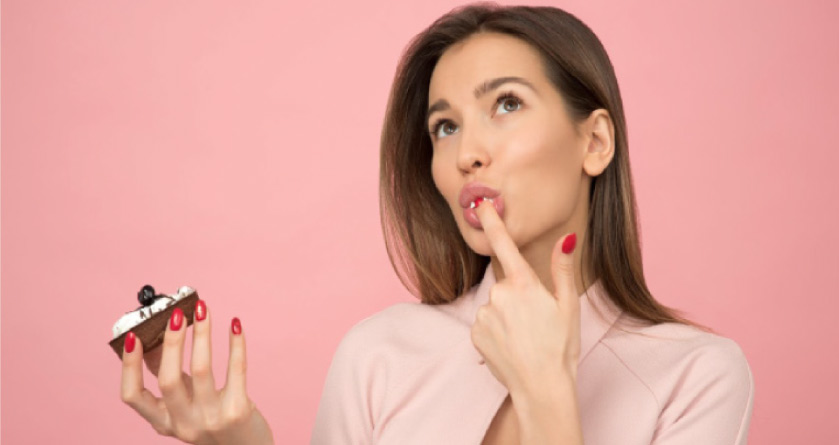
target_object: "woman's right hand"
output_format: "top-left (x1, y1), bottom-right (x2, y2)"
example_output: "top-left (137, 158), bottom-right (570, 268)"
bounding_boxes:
top-left (120, 299), bottom-right (274, 445)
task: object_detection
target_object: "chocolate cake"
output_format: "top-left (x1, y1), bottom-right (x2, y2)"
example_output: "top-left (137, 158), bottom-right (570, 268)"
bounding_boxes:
top-left (109, 285), bottom-right (200, 359)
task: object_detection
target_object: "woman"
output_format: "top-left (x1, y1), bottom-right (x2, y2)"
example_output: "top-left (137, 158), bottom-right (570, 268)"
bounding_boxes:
top-left (119, 3), bottom-right (754, 444)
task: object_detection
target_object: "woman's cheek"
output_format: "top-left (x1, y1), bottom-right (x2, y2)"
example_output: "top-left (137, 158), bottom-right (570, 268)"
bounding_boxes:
top-left (504, 184), bottom-right (535, 244)
top-left (430, 156), bottom-right (454, 202)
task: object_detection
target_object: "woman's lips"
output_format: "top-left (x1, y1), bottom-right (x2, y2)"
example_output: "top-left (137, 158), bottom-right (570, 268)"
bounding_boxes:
top-left (462, 196), bottom-right (505, 230)
top-left (459, 182), bottom-right (501, 208)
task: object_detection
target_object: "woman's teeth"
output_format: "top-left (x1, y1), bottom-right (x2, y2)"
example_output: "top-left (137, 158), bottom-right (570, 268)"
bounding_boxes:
top-left (469, 197), bottom-right (494, 209)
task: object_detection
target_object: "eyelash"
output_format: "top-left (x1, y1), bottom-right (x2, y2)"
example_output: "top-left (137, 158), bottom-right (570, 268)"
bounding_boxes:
top-left (428, 91), bottom-right (524, 139)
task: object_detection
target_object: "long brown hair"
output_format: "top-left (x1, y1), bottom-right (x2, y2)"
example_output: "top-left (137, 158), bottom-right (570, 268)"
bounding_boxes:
top-left (380, 2), bottom-right (700, 328)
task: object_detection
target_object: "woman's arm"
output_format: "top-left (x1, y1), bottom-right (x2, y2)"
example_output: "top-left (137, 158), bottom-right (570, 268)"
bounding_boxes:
top-left (651, 339), bottom-right (755, 444)
top-left (310, 322), bottom-right (377, 445)
top-left (470, 202), bottom-right (586, 445)
top-left (512, 371), bottom-right (584, 445)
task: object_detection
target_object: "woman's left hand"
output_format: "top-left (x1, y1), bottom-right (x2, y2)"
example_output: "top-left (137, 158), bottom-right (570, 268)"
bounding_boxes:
top-left (471, 200), bottom-right (581, 396)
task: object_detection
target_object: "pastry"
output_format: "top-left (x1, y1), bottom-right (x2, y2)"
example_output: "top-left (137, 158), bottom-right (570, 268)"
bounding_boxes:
top-left (109, 285), bottom-right (200, 359)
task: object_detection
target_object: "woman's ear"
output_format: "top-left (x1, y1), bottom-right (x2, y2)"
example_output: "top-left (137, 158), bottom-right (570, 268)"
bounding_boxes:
top-left (581, 109), bottom-right (615, 177)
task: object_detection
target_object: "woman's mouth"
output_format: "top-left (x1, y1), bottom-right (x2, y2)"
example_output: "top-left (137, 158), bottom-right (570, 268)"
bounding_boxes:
top-left (462, 196), bottom-right (505, 230)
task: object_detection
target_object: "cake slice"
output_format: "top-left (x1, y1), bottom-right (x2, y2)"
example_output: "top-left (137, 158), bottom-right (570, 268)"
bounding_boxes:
top-left (109, 285), bottom-right (200, 359)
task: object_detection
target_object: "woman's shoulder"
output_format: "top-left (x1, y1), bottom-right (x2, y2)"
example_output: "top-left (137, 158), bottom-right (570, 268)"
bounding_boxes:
top-left (312, 297), bottom-right (478, 441)
top-left (600, 317), bottom-right (754, 408)
top-left (590, 317), bottom-right (755, 443)
top-left (607, 318), bottom-right (749, 365)
top-left (332, 299), bottom-right (472, 365)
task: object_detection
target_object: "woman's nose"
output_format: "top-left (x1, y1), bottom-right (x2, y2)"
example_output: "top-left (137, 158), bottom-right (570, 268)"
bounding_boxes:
top-left (456, 126), bottom-right (491, 174)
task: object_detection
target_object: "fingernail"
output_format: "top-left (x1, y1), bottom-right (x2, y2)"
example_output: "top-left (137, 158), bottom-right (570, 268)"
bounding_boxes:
top-left (125, 331), bottom-right (136, 353)
top-left (170, 307), bottom-right (184, 331)
top-left (562, 233), bottom-right (577, 254)
top-left (231, 317), bottom-right (242, 335)
top-left (195, 299), bottom-right (207, 321)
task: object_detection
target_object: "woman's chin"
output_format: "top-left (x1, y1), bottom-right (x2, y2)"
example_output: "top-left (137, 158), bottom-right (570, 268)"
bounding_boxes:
top-left (461, 230), bottom-right (495, 257)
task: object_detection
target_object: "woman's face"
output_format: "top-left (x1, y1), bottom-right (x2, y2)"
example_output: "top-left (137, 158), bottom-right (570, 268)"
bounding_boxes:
top-left (428, 32), bottom-right (595, 257)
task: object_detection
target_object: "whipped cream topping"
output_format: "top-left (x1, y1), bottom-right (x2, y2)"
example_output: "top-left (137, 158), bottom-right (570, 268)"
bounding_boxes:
top-left (111, 286), bottom-right (195, 339)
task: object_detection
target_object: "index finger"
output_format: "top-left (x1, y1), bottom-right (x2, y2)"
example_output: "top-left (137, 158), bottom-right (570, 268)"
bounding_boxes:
top-left (120, 333), bottom-right (170, 429)
top-left (475, 199), bottom-right (532, 279)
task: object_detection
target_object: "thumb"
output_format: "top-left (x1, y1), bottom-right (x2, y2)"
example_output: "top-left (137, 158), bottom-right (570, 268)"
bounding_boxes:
top-left (551, 232), bottom-right (578, 302)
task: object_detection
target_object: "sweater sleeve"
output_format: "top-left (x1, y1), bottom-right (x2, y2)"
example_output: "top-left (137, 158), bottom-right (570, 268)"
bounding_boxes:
top-left (652, 338), bottom-right (755, 445)
top-left (310, 319), bottom-right (384, 445)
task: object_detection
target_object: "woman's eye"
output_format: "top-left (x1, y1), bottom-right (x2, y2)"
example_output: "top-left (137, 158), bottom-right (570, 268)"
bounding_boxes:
top-left (432, 120), bottom-right (458, 139)
top-left (430, 94), bottom-right (522, 141)
top-left (495, 95), bottom-right (522, 115)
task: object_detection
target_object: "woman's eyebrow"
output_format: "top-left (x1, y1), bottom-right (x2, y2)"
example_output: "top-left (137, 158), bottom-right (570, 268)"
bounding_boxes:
top-left (426, 76), bottom-right (536, 124)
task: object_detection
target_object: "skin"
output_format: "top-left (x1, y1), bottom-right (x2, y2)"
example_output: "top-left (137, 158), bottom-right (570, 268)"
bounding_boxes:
top-left (120, 305), bottom-right (274, 444)
top-left (427, 32), bottom-right (615, 443)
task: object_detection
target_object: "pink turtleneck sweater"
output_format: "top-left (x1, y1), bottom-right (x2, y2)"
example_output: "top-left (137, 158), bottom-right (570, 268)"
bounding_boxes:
top-left (311, 265), bottom-right (754, 444)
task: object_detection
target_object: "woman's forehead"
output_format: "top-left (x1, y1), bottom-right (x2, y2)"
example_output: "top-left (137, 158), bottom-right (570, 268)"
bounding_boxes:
top-left (429, 33), bottom-right (547, 100)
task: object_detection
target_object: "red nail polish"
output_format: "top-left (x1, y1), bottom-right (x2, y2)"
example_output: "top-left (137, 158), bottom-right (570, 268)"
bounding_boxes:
top-left (195, 300), bottom-right (207, 321)
top-left (170, 307), bottom-right (184, 331)
top-left (231, 317), bottom-right (242, 335)
top-left (562, 233), bottom-right (577, 254)
top-left (125, 331), bottom-right (136, 353)
top-left (473, 197), bottom-right (484, 208)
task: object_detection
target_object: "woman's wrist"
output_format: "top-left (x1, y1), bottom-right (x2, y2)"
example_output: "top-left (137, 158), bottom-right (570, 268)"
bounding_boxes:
top-left (509, 361), bottom-right (577, 403)
top-left (510, 372), bottom-right (583, 445)
top-left (216, 408), bottom-right (274, 445)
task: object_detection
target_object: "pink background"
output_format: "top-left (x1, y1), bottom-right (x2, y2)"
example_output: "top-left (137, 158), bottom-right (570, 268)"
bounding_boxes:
top-left (2, 0), bottom-right (837, 443)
